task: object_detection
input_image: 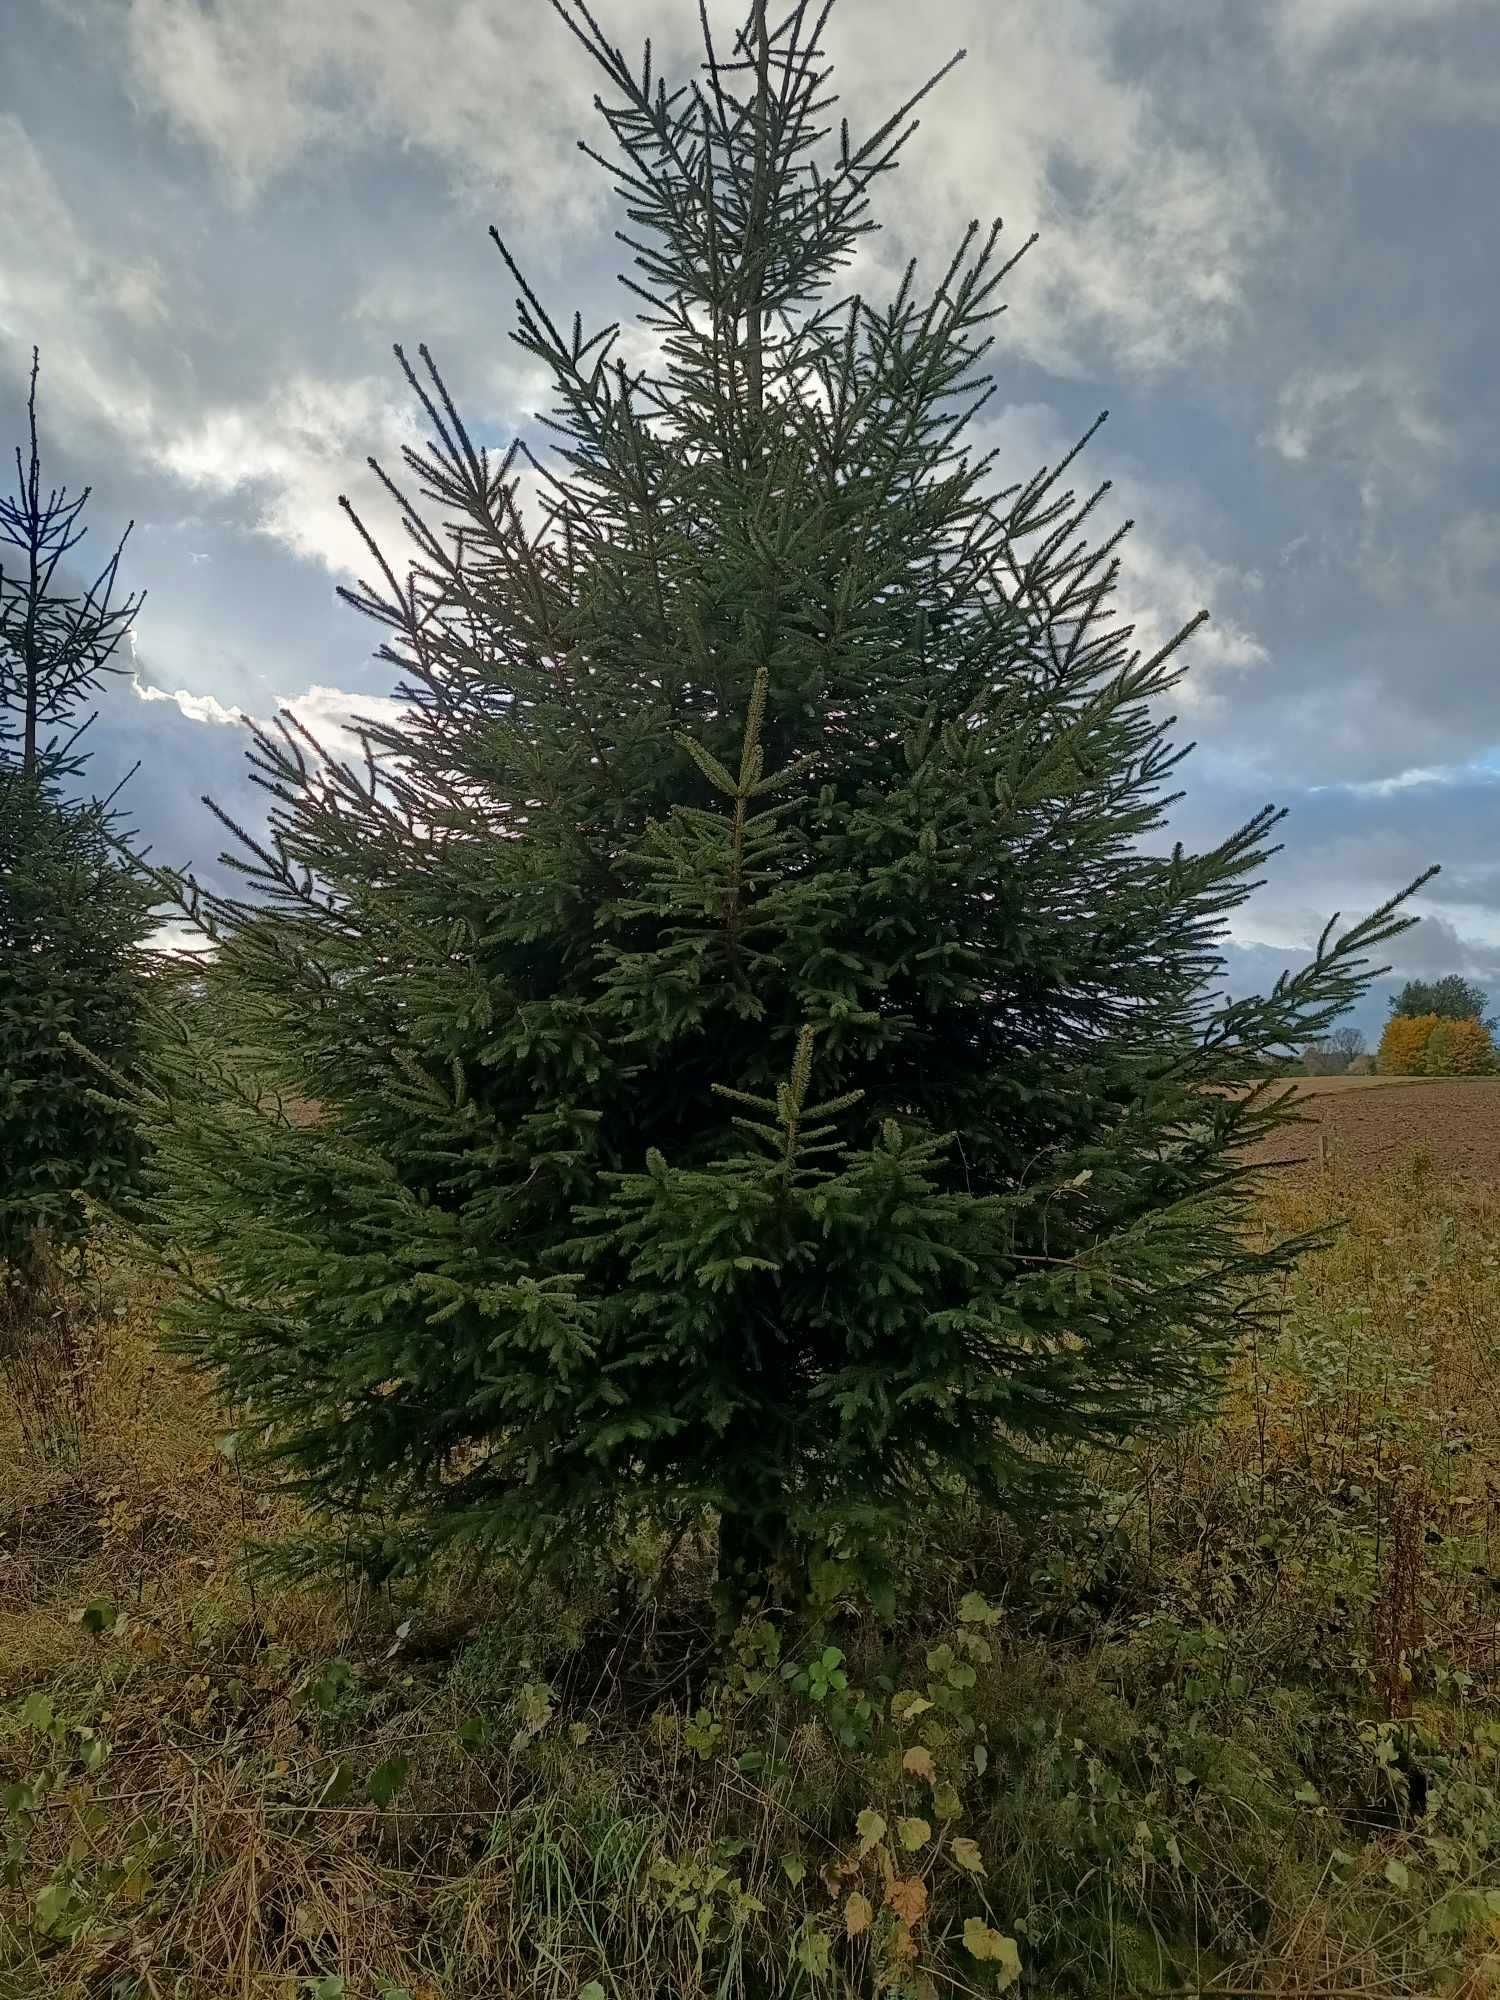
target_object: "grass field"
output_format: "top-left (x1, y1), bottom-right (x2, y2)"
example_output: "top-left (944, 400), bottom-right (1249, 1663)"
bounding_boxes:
top-left (4, 1129), bottom-right (1500, 1998)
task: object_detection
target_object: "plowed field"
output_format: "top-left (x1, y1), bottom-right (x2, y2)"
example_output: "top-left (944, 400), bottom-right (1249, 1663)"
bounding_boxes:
top-left (1244, 1077), bottom-right (1500, 1183)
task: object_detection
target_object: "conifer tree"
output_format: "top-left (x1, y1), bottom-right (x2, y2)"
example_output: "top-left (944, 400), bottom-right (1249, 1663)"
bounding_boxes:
top-left (141, 0), bottom-right (1427, 1596)
top-left (1392, 975), bottom-right (1492, 1027)
top-left (1, 350), bottom-right (152, 1294)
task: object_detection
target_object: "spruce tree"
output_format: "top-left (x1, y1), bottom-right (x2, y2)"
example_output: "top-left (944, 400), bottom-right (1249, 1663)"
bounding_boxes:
top-left (1, 350), bottom-right (152, 1294)
top-left (141, 0), bottom-right (1426, 1596)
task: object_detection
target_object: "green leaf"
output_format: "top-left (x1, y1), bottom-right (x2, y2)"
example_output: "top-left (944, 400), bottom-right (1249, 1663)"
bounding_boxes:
top-left (72, 1598), bottom-right (119, 1634)
top-left (34, 1880), bottom-right (78, 1933)
top-left (1384, 1857), bottom-right (1410, 1891)
top-left (795, 1927), bottom-right (833, 1977)
top-left (897, 1816), bottom-right (931, 1852)
top-left (367, 1757), bottom-right (411, 1810)
top-left (781, 1854), bottom-right (807, 1886)
top-left (321, 1760), bottom-right (355, 1806)
top-left (932, 1781), bottom-right (962, 1820)
top-left (20, 1694), bottom-right (53, 1733)
top-left (578, 1984), bottom-right (608, 2000)
top-left (891, 1691), bottom-right (932, 1722)
top-left (306, 1980), bottom-right (345, 2000)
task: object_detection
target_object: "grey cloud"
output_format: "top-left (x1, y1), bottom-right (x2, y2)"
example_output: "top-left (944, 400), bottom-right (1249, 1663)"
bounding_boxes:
top-left (4, 0), bottom-right (1498, 999)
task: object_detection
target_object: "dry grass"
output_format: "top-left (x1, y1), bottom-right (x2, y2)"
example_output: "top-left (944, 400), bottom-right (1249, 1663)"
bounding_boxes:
top-left (3, 1160), bottom-right (1500, 1999)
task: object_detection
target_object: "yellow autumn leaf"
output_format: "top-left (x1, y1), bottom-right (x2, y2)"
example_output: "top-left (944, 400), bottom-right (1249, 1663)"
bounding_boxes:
top-left (886, 1875), bottom-right (928, 1925)
top-left (897, 1815), bottom-right (931, 1852)
top-left (856, 1808), bottom-right (887, 1857)
top-left (963, 1917), bottom-right (1021, 1988)
top-left (950, 1837), bottom-right (986, 1876)
top-left (902, 1745), bottom-right (936, 1782)
top-left (845, 1890), bottom-right (874, 1937)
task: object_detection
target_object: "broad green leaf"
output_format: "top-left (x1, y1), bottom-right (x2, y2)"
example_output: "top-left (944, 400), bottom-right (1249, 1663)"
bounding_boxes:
top-left (796, 1928), bottom-right (832, 1976)
top-left (367, 1756), bottom-right (411, 1809)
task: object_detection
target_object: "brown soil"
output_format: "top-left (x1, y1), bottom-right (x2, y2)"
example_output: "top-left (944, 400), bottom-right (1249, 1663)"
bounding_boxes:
top-left (1243, 1078), bottom-right (1500, 1184)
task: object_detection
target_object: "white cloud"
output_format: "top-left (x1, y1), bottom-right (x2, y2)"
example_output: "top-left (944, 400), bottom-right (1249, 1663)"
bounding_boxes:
top-left (278, 683), bottom-right (409, 765)
top-left (832, 0), bottom-right (1278, 379)
top-left (1267, 362), bottom-right (1452, 476)
top-left (130, 671), bottom-right (411, 783)
top-left (1434, 510), bottom-right (1500, 606)
top-left (105, 0), bottom-right (1276, 383)
top-left (981, 402), bottom-right (1267, 708)
top-left (158, 373), bottom-right (423, 577)
top-left (1272, 0), bottom-right (1484, 50)
top-left (149, 918), bottom-right (209, 956)
top-left (0, 114), bottom-right (159, 449)
top-left (0, 115), bottom-right (417, 580)
top-left (117, 0), bottom-right (686, 232)
top-left (131, 671), bottom-right (244, 729)
top-left (1308, 760), bottom-right (1500, 800)
top-left (1265, 358), bottom-right (1461, 602)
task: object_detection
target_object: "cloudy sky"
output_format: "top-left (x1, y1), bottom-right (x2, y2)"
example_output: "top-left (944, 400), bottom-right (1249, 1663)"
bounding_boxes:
top-left (4, 0), bottom-right (1498, 1036)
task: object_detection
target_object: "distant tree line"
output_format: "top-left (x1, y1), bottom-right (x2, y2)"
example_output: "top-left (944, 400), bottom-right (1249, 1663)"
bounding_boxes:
top-left (1376, 978), bottom-right (1497, 1076)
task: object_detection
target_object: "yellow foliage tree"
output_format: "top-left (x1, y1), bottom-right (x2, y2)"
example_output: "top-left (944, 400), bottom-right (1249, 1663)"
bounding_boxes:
top-left (1378, 1012), bottom-right (1438, 1075)
top-left (1437, 1017), bottom-right (1497, 1075)
top-left (1425, 1021), bottom-right (1459, 1075)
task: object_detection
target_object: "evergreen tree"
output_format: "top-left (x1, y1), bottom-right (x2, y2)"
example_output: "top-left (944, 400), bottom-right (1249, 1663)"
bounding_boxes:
top-left (1392, 975), bottom-right (1491, 1027)
top-left (1, 350), bottom-right (152, 1294)
top-left (141, 0), bottom-right (1427, 1597)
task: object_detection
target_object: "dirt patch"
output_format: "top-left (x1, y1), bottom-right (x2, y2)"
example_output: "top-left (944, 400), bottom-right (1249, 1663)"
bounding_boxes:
top-left (1244, 1079), bottom-right (1500, 1184)
top-left (0, 1489), bottom-right (104, 1608)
